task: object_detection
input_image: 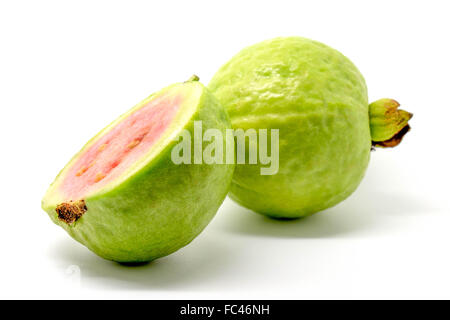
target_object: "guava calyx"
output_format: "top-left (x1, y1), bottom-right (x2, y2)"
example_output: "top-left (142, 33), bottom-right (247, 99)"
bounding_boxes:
top-left (369, 98), bottom-right (413, 148)
top-left (56, 200), bottom-right (87, 224)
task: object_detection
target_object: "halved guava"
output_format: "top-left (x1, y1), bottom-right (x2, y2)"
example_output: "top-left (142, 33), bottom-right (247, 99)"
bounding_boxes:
top-left (42, 79), bottom-right (234, 263)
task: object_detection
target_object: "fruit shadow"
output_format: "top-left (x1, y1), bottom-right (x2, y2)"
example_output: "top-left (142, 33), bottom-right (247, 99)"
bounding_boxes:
top-left (49, 233), bottom-right (237, 291)
top-left (216, 191), bottom-right (433, 239)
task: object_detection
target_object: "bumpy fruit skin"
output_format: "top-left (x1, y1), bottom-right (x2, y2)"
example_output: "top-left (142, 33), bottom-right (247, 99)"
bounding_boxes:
top-left (209, 37), bottom-right (371, 218)
top-left (42, 82), bottom-right (234, 262)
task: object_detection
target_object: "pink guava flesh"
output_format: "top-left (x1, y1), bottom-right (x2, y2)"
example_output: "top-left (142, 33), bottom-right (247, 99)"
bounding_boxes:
top-left (60, 94), bottom-right (181, 200)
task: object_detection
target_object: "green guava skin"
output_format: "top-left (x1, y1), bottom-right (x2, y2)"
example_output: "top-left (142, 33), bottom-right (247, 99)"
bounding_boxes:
top-left (42, 81), bottom-right (234, 263)
top-left (209, 37), bottom-right (371, 219)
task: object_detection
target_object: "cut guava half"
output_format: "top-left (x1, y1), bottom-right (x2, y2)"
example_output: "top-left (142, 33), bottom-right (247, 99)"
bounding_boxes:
top-left (42, 78), bottom-right (234, 262)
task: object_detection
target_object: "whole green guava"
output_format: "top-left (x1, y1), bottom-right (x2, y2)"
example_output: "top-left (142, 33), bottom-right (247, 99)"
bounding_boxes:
top-left (209, 37), bottom-right (412, 218)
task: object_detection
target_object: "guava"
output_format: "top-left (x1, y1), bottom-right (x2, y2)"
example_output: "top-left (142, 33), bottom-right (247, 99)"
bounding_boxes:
top-left (42, 77), bottom-right (234, 263)
top-left (208, 37), bottom-right (412, 219)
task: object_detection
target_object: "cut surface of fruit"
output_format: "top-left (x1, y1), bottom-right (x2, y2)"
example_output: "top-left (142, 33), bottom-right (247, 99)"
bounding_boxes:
top-left (61, 93), bottom-right (181, 200)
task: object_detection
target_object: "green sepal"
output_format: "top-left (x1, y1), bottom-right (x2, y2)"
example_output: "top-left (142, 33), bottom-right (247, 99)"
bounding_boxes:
top-left (369, 98), bottom-right (413, 148)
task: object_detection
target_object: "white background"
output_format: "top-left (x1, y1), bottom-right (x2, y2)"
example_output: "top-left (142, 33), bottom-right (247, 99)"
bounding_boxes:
top-left (0, 0), bottom-right (449, 299)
